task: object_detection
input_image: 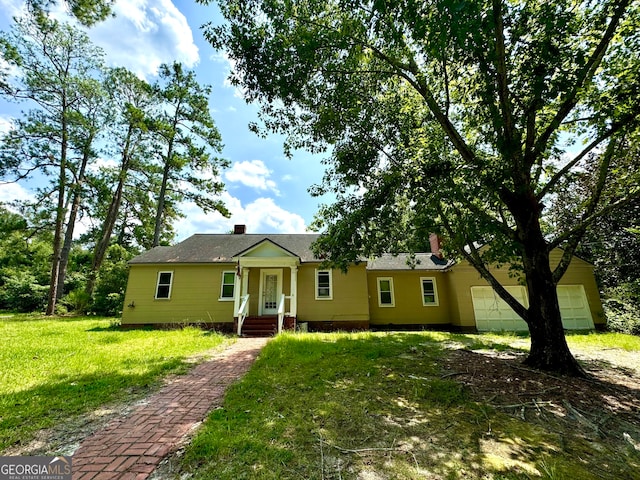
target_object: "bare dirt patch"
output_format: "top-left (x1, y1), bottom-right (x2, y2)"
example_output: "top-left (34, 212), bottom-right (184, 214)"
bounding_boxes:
top-left (441, 344), bottom-right (640, 477)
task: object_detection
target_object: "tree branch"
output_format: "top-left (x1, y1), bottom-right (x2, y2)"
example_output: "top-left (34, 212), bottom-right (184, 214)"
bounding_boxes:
top-left (537, 115), bottom-right (634, 200)
top-left (438, 203), bottom-right (529, 323)
top-left (531, 0), bottom-right (631, 161)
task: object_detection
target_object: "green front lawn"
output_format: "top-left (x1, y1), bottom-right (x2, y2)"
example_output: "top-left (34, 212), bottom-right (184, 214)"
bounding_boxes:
top-left (177, 331), bottom-right (639, 480)
top-left (0, 314), bottom-right (232, 451)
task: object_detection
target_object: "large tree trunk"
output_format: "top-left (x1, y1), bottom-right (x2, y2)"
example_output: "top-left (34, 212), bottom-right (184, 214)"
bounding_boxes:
top-left (515, 195), bottom-right (586, 377)
top-left (521, 241), bottom-right (586, 376)
top-left (153, 134), bottom-right (175, 248)
top-left (86, 176), bottom-right (125, 296)
top-left (152, 160), bottom-right (171, 247)
top-left (46, 110), bottom-right (69, 315)
top-left (57, 147), bottom-right (91, 300)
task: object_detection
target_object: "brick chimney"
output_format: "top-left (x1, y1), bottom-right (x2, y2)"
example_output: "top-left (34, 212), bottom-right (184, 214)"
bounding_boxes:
top-left (233, 224), bottom-right (246, 234)
top-left (429, 233), bottom-right (443, 259)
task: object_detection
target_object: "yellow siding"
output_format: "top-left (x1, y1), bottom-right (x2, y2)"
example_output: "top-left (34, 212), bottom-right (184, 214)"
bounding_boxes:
top-left (367, 271), bottom-right (452, 326)
top-left (121, 264), bottom-right (236, 325)
top-left (296, 264), bottom-right (370, 322)
top-left (449, 250), bottom-right (604, 328)
top-left (448, 264), bottom-right (514, 329)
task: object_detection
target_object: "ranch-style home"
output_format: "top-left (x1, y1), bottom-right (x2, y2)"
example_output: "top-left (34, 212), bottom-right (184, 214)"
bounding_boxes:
top-left (121, 225), bottom-right (605, 334)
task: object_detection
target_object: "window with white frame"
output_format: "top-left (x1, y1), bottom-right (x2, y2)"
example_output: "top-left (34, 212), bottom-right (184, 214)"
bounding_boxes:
top-left (155, 271), bottom-right (173, 299)
top-left (377, 277), bottom-right (395, 307)
top-left (420, 277), bottom-right (439, 306)
top-left (220, 271), bottom-right (236, 300)
top-left (315, 269), bottom-right (333, 299)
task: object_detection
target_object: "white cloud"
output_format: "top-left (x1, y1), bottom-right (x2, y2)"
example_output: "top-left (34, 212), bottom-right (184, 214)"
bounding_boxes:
top-left (173, 192), bottom-right (307, 240)
top-left (0, 182), bottom-right (34, 204)
top-left (0, 116), bottom-right (14, 135)
top-left (211, 50), bottom-right (247, 99)
top-left (87, 0), bottom-right (199, 79)
top-left (87, 157), bottom-right (119, 173)
top-left (224, 159), bottom-right (280, 195)
top-left (0, 0), bottom-right (23, 20)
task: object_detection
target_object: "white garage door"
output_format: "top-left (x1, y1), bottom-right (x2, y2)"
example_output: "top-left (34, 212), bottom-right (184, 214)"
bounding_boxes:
top-left (471, 285), bottom-right (594, 331)
top-left (557, 285), bottom-right (594, 330)
top-left (471, 286), bottom-right (529, 332)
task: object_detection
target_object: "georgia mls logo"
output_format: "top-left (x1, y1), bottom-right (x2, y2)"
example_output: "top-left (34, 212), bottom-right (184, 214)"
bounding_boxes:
top-left (0, 456), bottom-right (72, 480)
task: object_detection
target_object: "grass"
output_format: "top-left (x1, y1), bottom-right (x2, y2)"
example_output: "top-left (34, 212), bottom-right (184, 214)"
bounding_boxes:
top-left (2, 315), bottom-right (637, 478)
top-left (564, 331), bottom-right (640, 351)
top-left (443, 330), bottom-right (640, 353)
top-left (0, 313), bottom-right (232, 452)
top-left (177, 331), bottom-right (637, 480)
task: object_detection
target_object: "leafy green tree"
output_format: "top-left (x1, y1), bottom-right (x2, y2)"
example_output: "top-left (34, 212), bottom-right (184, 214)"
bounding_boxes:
top-left (0, 207), bottom-right (52, 312)
top-left (84, 67), bottom-right (154, 296)
top-left (547, 135), bottom-right (640, 333)
top-left (90, 244), bottom-right (134, 316)
top-left (26, 0), bottom-right (114, 26)
top-left (0, 13), bottom-right (105, 314)
top-left (56, 75), bottom-right (109, 300)
top-left (149, 62), bottom-right (229, 247)
top-left (208, 0), bottom-right (640, 375)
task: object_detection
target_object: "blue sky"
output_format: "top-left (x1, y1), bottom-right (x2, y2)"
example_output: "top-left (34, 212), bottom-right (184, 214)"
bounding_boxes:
top-left (0, 0), bottom-right (330, 240)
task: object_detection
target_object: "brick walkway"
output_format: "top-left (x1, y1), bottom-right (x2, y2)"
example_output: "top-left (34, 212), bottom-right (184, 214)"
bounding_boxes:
top-left (72, 337), bottom-right (269, 480)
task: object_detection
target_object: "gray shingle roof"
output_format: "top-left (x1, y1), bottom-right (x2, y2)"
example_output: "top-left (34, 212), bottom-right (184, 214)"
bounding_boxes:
top-left (367, 253), bottom-right (454, 271)
top-left (129, 234), bottom-right (454, 270)
top-left (129, 233), bottom-right (322, 264)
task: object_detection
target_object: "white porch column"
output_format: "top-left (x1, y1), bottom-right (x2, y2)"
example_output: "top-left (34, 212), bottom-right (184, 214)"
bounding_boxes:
top-left (241, 267), bottom-right (250, 298)
top-left (289, 266), bottom-right (298, 317)
top-left (233, 266), bottom-right (242, 315)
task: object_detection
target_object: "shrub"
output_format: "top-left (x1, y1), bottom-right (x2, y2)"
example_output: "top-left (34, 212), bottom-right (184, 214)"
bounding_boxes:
top-left (90, 245), bottom-right (132, 316)
top-left (59, 289), bottom-right (92, 314)
top-left (0, 272), bottom-right (48, 312)
top-left (604, 282), bottom-right (640, 335)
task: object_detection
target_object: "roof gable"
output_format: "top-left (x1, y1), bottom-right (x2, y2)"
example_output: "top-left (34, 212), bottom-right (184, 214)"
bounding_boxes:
top-left (235, 239), bottom-right (299, 259)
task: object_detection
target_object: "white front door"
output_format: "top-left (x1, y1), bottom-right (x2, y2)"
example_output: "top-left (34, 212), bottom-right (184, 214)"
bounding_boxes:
top-left (259, 269), bottom-right (282, 316)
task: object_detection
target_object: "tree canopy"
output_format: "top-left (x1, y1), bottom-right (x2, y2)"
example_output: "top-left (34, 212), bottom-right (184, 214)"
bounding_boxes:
top-left (0, 12), bottom-right (227, 315)
top-left (206, 0), bottom-right (640, 375)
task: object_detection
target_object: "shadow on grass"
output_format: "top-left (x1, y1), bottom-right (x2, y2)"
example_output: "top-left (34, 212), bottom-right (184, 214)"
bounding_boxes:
top-left (443, 331), bottom-right (531, 354)
top-left (176, 331), bottom-right (640, 480)
top-left (0, 357), bottom-right (188, 452)
top-left (171, 332), bottom-right (616, 480)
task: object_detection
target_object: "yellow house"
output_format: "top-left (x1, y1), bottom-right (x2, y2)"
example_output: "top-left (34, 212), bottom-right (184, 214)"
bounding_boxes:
top-left (121, 227), bottom-right (605, 333)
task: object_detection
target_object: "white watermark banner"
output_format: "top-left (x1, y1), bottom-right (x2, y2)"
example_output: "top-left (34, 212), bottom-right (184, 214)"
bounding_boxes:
top-left (0, 456), bottom-right (72, 480)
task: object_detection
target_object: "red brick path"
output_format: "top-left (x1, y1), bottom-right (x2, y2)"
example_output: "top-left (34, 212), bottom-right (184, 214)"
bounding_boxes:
top-left (72, 337), bottom-right (269, 480)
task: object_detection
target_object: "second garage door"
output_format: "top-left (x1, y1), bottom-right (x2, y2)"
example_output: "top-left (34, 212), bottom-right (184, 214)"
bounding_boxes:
top-left (471, 285), bottom-right (594, 331)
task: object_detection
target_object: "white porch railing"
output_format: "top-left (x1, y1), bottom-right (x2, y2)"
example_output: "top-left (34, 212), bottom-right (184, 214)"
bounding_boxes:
top-left (237, 294), bottom-right (250, 335)
top-left (277, 294), bottom-right (286, 334)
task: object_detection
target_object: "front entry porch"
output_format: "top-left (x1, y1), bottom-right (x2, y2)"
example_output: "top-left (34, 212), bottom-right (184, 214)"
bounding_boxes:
top-left (231, 246), bottom-right (300, 336)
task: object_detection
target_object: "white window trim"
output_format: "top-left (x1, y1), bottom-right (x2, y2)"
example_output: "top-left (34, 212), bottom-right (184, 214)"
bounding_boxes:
top-left (315, 268), bottom-right (333, 300)
top-left (420, 277), bottom-right (439, 306)
top-left (377, 277), bottom-right (395, 307)
top-left (155, 271), bottom-right (173, 300)
top-left (219, 270), bottom-right (236, 301)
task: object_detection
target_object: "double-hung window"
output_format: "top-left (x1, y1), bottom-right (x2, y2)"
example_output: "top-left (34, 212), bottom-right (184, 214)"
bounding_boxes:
top-left (220, 271), bottom-right (236, 300)
top-left (377, 277), bottom-right (395, 307)
top-left (155, 271), bottom-right (173, 299)
top-left (421, 277), bottom-right (439, 306)
top-left (315, 269), bottom-right (333, 299)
